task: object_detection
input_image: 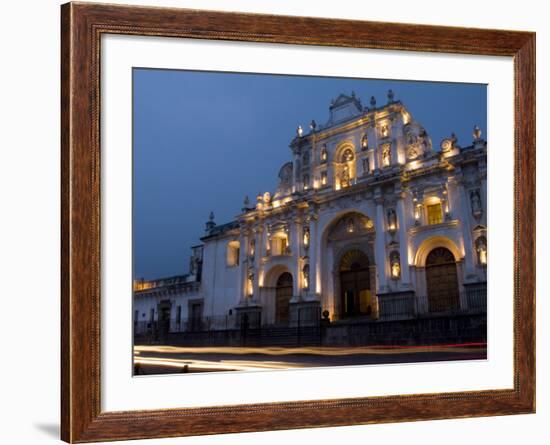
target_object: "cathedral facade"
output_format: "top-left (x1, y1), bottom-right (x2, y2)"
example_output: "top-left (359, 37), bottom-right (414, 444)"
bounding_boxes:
top-left (134, 91), bottom-right (487, 336)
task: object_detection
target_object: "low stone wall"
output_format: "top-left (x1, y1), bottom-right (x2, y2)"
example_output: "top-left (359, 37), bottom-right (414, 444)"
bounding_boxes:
top-left (322, 313), bottom-right (486, 346)
top-left (135, 312), bottom-right (486, 347)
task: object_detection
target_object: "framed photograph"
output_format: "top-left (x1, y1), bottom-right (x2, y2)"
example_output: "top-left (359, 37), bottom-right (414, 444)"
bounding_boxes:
top-left (61, 2), bottom-right (535, 442)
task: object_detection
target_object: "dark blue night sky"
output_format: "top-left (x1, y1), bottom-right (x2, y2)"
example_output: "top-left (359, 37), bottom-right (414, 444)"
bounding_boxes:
top-left (133, 69), bottom-right (486, 280)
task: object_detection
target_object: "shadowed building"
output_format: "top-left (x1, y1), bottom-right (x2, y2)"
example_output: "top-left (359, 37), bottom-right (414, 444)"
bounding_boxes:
top-left (134, 91), bottom-right (487, 345)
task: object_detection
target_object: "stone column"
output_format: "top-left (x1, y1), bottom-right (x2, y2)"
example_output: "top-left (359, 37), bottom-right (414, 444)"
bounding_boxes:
top-left (288, 216), bottom-right (301, 298)
top-left (374, 196), bottom-right (388, 293)
top-left (369, 125), bottom-right (380, 171)
top-left (238, 229), bottom-right (250, 301)
top-left (307, 214), bottom-right (319, 299)
top-left (252, 226), bottom-right (262, 298)
top-left (396, 195), bottom-right (411, 286)
top-left (457, 181), bottom-right (476, 280)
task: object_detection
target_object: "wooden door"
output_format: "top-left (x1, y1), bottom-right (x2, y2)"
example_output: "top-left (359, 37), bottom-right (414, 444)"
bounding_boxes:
top-left (426, 247), bottom-right (459, 312)
top-left (275, 272), bottom-right (293, 324)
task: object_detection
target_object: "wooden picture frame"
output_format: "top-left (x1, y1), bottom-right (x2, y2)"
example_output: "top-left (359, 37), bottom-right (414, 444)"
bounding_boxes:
top-left (61, 2), bottom-right (535, 442)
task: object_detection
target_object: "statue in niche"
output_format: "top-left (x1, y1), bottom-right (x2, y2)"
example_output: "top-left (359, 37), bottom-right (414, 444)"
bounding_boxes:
top-left (362, 157), bottom-right (370, 174)
top-left (341, 165), bottom-right (351, 188)
top-left (419, 128), bottom-right (429, 151)
top-left (302, 264), bottom-right (310, 290)
top-left (249, 239), bottom-right (255, 258)
top-left (361, 135), bottom-right (368, 150)
top-left (189, 256), bottom-right (198, 275)
top-left (470, 189), bottom-right (482, 216)
top-left (390, 251), bottom-right (401, 279)
top-left (320, 146), bottom-right (328, 163)
top-left (387, 208), bottom-right (397, 231)
top-left (346, 218), bottom-right (355, 233)
top-left (405, 126), bottom-right (416, 145)
top-left (303, 227), bottom-right (310, 247)
top-left (382, 144), bottom-right (391, 167)
top-left (475, 236), bottom-right (488, 265)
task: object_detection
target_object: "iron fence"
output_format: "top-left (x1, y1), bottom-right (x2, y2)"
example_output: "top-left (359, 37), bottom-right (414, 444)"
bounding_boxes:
top-left (134, 286), bottom-right (486, 345)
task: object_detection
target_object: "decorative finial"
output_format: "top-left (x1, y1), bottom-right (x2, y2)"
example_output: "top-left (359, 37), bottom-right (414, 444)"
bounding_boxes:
top-left (297, 125), bottom-right (303, 137)
top-left (473, 125), bottom-right (482, 140)
top-left (387, 89), bottom-right (394, 103)
top-left (370, 96), bottom-right (376, 108)
top-left (205, 211), bottom-right (216, 232)
top-left (309, 120), bottom-right (317, 131)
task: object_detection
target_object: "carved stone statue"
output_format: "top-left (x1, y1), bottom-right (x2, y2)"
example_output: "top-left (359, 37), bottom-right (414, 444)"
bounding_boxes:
top-left (473, 124), bottom-right (482, 140)
top-left (362, 157), bottom-right (370, 173)
top-left (475, 236), bottom-right (488, 265)
top-left (302, 265), bottom-right (310, 289)
top-left (382, 144), bottom-right (391, 167)
top-left (303, 227), bottom-right (310, 247)
top-left (387, 208), bottom-right (397, 231)
top-left (390, 251), bottom-right (401, 279)
top-left (370, 96), bottom-right (377, 108)
top-left (341, 166), bottom-right (350, 188)
top-left (470, 189), bottom-right (482, 215)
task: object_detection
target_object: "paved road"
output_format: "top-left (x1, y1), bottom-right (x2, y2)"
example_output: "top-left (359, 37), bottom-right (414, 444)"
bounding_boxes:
top-left (134, 344), bottom-right (487, 375)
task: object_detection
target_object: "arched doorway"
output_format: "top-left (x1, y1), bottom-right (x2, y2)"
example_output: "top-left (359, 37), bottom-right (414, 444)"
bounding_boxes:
top-left (275, 272), bottom-right (293, 324)
top-left (426, 247), bottom-right (460, 312)
top-left (339, 249), bottom-right (372, 318)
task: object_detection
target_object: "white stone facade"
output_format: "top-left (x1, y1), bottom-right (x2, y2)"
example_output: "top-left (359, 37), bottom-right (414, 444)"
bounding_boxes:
top-left (134, 92), bottom-right (487, 333)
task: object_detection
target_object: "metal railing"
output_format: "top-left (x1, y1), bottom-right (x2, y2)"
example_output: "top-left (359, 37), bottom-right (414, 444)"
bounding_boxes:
top-left (377, 288), bottom-right (486, 321)
top-left (134, 314), bottom-right (237, 336)
top-left (466, 287), bottom-right (487, 311)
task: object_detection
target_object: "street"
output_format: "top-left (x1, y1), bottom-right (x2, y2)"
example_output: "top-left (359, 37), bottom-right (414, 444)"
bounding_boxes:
top-left (133, 343), bottom-right (487, 375)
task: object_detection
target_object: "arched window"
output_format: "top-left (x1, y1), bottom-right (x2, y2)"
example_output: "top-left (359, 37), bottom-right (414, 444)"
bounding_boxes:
top-left (226, 240), bottom-right (240, 266)
top-left (426, 201), bottom-right (443, 225)
top-left (271, 232), bottom-right (289, 256)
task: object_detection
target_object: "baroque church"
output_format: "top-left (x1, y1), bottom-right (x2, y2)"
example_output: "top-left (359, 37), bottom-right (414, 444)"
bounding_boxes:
top-left (134, 91), bottom-right (487, 339)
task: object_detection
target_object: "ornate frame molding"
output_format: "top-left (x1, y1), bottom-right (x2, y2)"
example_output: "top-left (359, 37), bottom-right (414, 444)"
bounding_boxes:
top-left (61, 2), bottom-right (535, 442)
